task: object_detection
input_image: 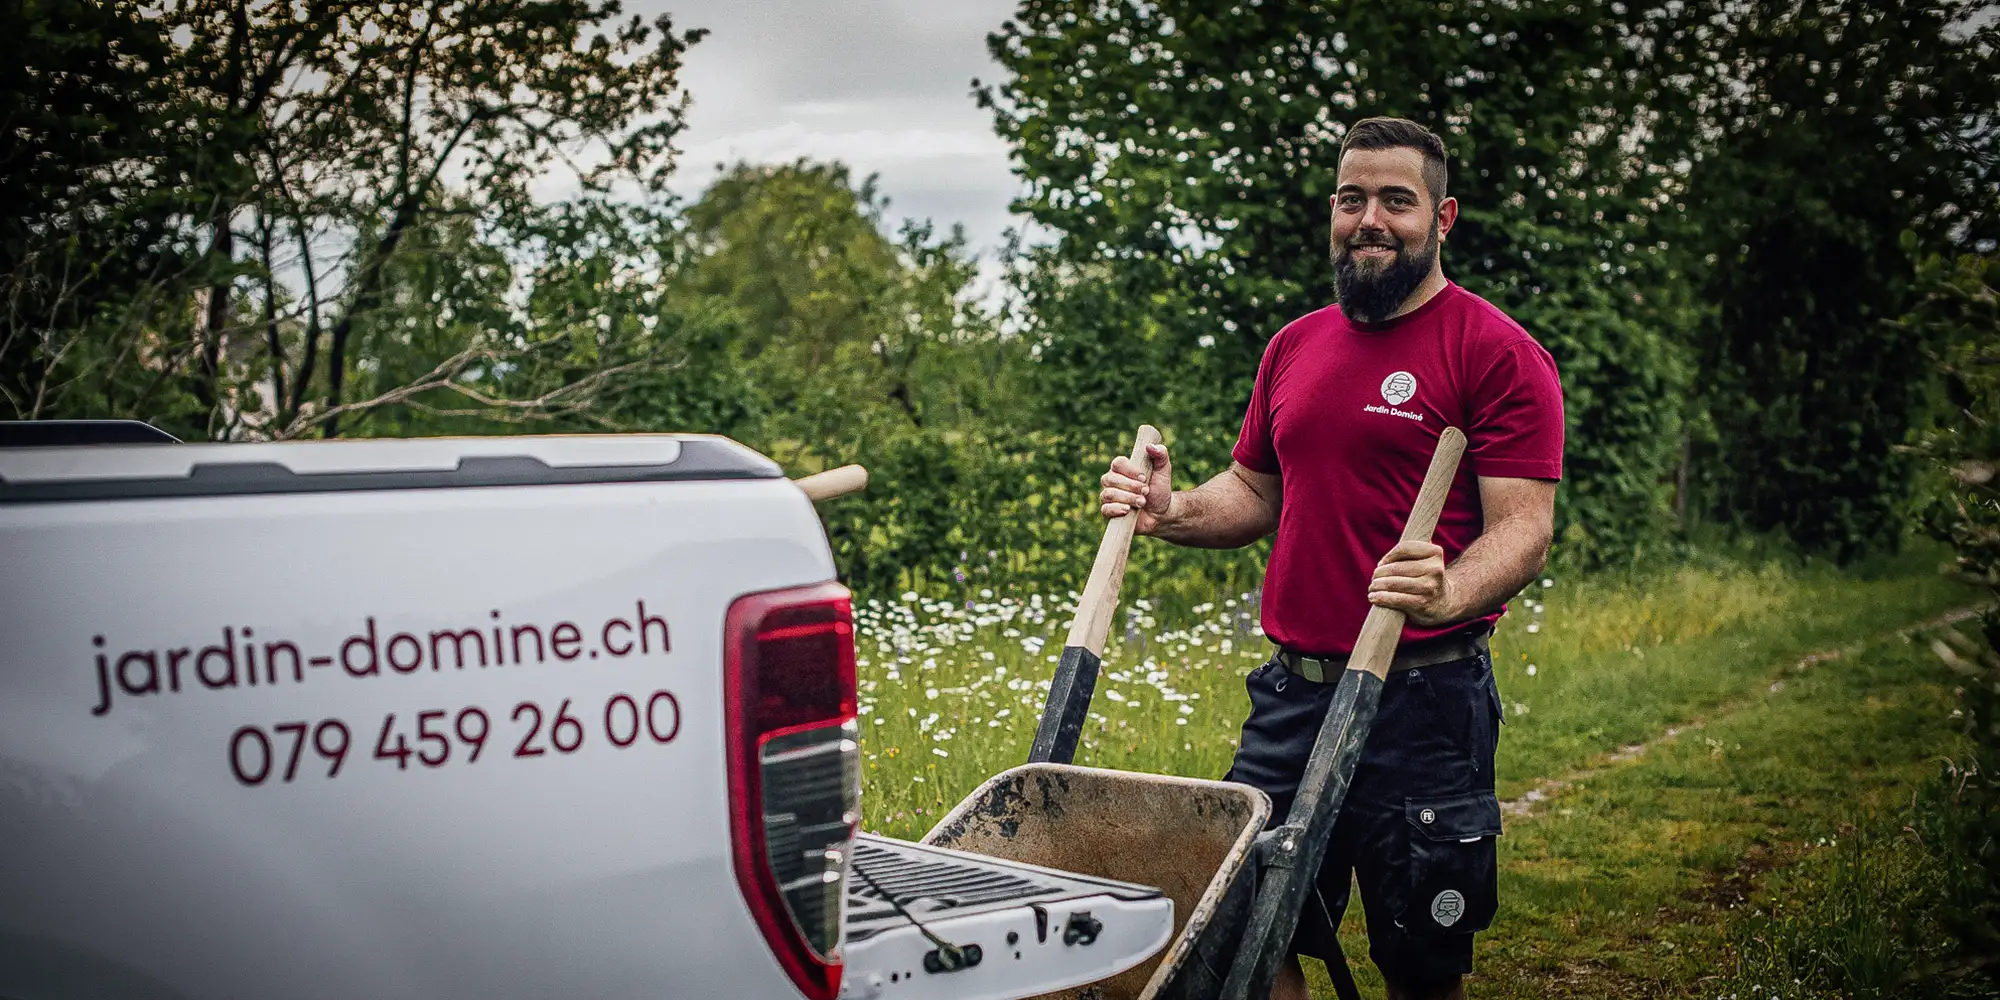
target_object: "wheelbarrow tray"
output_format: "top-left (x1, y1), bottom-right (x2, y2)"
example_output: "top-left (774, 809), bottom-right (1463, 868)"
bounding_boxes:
top-left (923, 763), bottom-right (1271, 1000)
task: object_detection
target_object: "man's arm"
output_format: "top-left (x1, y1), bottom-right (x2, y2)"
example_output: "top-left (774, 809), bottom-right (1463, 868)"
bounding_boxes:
top-left (1100, 443), bottom-right (1282, 549)
top-left (1366, 476), bottom-right (1556, 626)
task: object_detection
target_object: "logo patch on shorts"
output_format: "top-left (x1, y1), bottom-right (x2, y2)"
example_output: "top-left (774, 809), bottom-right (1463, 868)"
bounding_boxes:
top-left (1431, 889), bottom-right (1466, 928)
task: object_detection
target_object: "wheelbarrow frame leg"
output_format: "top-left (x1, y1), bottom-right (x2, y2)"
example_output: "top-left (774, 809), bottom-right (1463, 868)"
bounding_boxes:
top-left (1222, 669), bottom-right (1382, 1000)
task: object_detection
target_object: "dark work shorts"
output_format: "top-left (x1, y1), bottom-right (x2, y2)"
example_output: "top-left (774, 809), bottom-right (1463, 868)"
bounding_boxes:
top-left (1222, 646), bottom-right (1504, 987)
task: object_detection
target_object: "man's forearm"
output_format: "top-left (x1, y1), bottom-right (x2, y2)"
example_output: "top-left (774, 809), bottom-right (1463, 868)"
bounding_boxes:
top-left (1441, 515), bottom-right (1550, 621)
top-left (1148, 466), bottom-right (1280, 549)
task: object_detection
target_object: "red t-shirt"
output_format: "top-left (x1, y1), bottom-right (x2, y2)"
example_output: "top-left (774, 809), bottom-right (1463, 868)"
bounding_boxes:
top-left (1231, 280), bottom-right (1565, 655)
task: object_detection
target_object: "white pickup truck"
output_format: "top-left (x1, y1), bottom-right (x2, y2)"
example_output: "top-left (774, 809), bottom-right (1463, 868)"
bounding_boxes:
top-left (0, 426), bottom-right (1182, 1000)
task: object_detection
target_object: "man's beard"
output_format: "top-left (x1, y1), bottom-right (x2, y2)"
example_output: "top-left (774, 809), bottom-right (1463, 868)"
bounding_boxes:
top-left (1333, 217), bottom-right (1440, 324)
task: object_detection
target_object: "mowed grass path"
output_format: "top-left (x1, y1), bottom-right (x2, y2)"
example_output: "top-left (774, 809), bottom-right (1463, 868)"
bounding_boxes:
top-left (853, 555), bottom-right (1975, 997)
top-left (1454, 626), bottom-right (1976, 1000)
top-left (1325, 580), bottom-right (1981, 999)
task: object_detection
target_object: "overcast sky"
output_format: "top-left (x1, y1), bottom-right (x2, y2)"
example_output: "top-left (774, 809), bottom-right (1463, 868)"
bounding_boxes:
top-left (629, 0), bottom-right (1027, 259)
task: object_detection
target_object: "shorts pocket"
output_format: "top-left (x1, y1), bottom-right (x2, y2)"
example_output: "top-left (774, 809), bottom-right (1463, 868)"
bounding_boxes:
top-left (1404, 791), bottom-right (1501, 935)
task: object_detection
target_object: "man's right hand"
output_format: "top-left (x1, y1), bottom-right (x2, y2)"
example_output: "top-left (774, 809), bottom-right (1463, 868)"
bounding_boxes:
top-left (1100, 442), bottom-right (1173, 535)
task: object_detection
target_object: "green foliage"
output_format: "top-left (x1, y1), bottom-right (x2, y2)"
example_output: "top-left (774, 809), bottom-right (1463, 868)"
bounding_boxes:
top-left (584, 161), bottom-right (1070, 595)
top-left (821, 430), bottom-right (1061, 593)
top-left (1908, 250), bottom-right (2000, 987)
top-left (667, 162), bottom-right (1019, 461)
top-left (1913, 252), bottom-right (2000, 613)
top-left (1723, 827), bottom-right (1995, 1000)
top-left (1660, 0), bottom-right (2000, 560)
top-left (1909, 756), bottom-right (2000, 991)
top-left (0, 0), bottom-right (706, 439)
top-left (813, 424), bottom-right (1273, 596)
top-left (11, 0), bottom-right (2000, 592)
top-left (981, 0), bottom-right (1693, 565)
top-left (0, 0), bottom-right (215, 425)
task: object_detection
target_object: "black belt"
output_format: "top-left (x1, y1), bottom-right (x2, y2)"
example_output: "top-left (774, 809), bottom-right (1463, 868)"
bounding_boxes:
top-left (1274, 628), bottom-right (1490, 684)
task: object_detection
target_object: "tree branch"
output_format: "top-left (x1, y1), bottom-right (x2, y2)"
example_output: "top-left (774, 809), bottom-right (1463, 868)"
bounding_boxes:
top-left (322, 105), bottom-right (492, 436)
top-left (256, 209), bottom-right (287, 420)
top-left (278, 332), bottom-right (671, 441)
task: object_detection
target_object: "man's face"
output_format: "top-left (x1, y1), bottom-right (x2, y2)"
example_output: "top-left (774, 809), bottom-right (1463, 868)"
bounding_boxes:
top-left (1329, 146), bottom-right (1456, 323)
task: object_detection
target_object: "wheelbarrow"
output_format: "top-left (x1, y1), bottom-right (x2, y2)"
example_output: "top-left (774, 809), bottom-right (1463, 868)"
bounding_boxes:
top-left (922, 425), bottom-right (1467, 1000)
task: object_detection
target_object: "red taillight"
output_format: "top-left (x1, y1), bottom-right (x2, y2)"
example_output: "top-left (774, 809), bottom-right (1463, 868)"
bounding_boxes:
top-left (725, 582), bottom-right (858, 1000)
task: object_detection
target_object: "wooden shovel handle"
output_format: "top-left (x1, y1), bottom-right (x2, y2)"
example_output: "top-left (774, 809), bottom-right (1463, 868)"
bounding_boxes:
top-left (1067, 425), bottom-right (1164, 654)
top-left (794, 464), bottom-right (868, 502)
top-left (1345, 427), bottom-right (1468, 681)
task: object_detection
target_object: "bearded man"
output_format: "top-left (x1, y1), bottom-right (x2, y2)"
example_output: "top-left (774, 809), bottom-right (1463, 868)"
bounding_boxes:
top-left (1098, 117), bottom-right (1566, 1000)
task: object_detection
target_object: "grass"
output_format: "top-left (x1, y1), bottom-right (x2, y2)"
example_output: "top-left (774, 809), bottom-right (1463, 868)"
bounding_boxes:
top-left (851, 546), bottom-right (1981, 997)
top-left (1460, 617), bottom-right (1979, 999)
top-left (854, 586), bottom-right (1266, 841)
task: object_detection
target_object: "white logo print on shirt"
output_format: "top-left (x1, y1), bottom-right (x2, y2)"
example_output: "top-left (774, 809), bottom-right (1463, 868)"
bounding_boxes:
top-left (1380, 371), bottom-right (1417, 405)
top-left (1364, 370), bottom-right (1425, 422)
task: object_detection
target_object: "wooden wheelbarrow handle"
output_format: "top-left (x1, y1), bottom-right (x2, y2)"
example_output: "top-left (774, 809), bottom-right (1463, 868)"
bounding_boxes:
top-left (1345, 426), bottom-right (1468, 679)
top-left (1028, 424), bottom-right (1162, 764)
top-left (793, 464), bottom-right (868, 502)
top-left (1069, 425), bottom-right (1163, 653)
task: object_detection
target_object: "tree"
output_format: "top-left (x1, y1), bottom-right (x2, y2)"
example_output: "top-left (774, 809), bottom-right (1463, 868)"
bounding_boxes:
top-left (0, 0), bottom-right (211, 425)
top-left (1653, 0), bottom-right (2000, 559)
top-left (633, 160), bottom-right (1072, 592)
top-left (1905, 249), bottom-right (2000, 984)
top-left (669, 161), bottom-right (1018, 465)
top-left (982, 0), bottom-right (1694, 564)
top-left (1, 0), bottom-right (706, 440)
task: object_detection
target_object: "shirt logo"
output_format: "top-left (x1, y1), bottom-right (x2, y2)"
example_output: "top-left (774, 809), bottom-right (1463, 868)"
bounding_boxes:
top-left (1381, 371), bottom-right (1417, 406)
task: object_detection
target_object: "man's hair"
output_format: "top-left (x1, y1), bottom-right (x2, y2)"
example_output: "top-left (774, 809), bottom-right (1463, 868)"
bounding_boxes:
top-left (1339, 117), bottom-right (1449, 207)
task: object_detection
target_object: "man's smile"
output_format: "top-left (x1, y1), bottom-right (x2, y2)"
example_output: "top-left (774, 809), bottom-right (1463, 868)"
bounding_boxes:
top-left (1348, 237), bottom-right (1399, 260)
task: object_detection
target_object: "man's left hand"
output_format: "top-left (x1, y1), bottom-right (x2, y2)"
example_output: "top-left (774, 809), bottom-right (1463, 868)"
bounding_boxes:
top-left (1367, 540), bottom-right (1460, 626)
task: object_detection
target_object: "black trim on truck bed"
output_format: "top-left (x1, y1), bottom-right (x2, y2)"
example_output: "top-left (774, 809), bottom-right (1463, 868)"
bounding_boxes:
top-left (0, 437), bottom-right (784, 504)
top-left (0, 420), bottom-right (182, 447)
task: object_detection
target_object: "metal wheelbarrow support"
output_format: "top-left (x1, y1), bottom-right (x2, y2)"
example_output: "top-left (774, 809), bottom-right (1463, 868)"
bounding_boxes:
top-left (998, 424), bottom-right (1466, 1000)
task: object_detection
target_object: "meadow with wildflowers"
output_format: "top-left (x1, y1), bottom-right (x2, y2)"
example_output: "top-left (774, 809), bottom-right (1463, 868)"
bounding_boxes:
top-left (855, 554), bottom-right (1965, 841)
top-left (855, 586), bottom-right (1264, 840)
top-left (851, 548), bottom-right (1986, 998)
